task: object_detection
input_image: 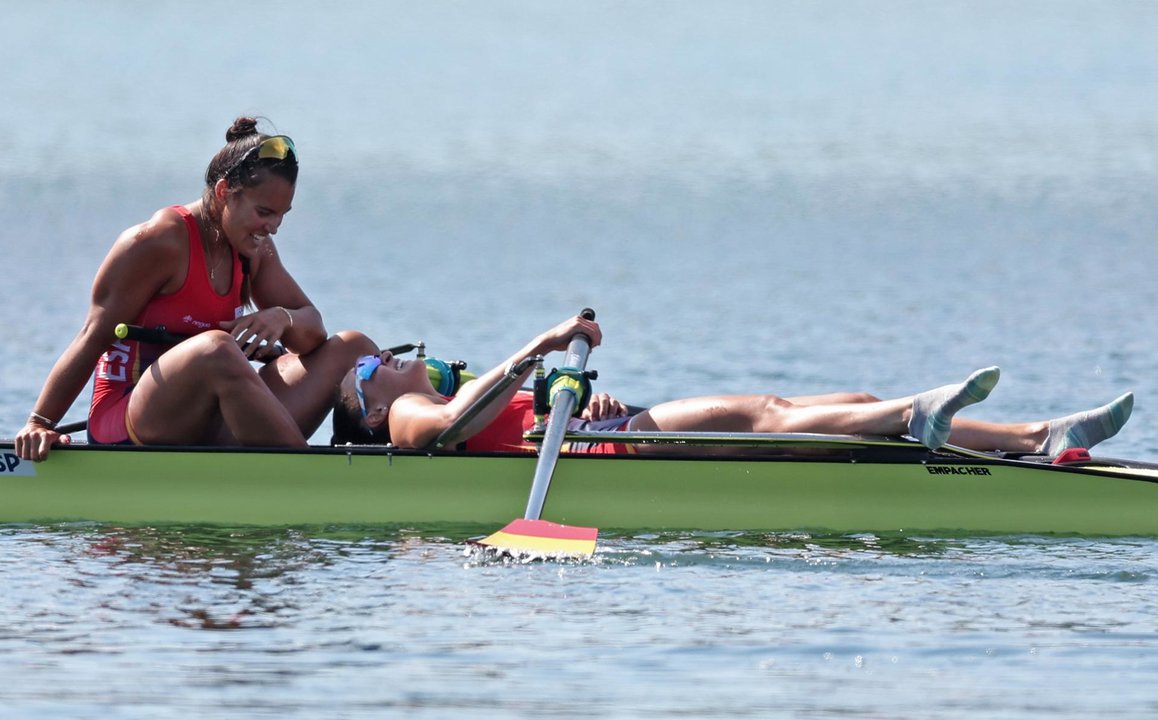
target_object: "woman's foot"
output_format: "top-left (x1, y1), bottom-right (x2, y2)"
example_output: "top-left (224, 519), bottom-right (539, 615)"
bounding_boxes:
top-left (1040, 392), bottom-right (1134, 455)
top-left (909, 367), bottom-right (1001, 449)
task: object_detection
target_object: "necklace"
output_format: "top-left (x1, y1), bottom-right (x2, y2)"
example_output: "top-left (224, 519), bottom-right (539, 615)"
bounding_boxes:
top-left (208, 235), bottom-right (221, 280)
top-left (199, 206), bottom-right (226, 282)
top-left (209, 239), bottom-right (229, 282)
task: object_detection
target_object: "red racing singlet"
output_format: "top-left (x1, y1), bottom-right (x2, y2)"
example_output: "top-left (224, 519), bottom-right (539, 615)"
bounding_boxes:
top-left (88, 205), bottom-right (243, 443)
top-left (462, 391), bottom-right (635, 455)
top-left (462, 392), bottom-right (539, 452)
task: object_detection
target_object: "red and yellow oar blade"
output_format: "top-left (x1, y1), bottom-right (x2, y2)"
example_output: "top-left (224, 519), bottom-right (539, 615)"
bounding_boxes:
top-left (473, 518), bottom-right (597, 558)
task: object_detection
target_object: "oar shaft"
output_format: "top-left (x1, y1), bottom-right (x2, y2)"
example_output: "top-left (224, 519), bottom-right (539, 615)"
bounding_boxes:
top-left (115, 323), bottom-right (190, 346)
top-left (115, 323), bottom-right (286, 359)
top-left (523, 389), bottom-right (578, 520)
top-left (55, 420), bottom-right (88, 435)
top-left (560, 335), bottom-right (592, 376)
top-left (524, 310), bottom-right (595, 520)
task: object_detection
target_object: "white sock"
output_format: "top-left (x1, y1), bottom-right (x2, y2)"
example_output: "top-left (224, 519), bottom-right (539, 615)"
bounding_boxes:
top-left (1040, 392), bottom-right (1134, 455)
top-left (909, 367), bottom-right (1001, 449)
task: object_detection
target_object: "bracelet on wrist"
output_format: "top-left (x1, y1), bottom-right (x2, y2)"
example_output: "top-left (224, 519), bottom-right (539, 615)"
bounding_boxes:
top-left (29, 411), bottom-right (58, 430)
top-left (279, 306), bottom-right (294, 328)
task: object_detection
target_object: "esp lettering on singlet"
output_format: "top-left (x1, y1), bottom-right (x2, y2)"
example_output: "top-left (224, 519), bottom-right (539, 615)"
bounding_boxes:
top-left (95, 339), bottom-right (132, 384)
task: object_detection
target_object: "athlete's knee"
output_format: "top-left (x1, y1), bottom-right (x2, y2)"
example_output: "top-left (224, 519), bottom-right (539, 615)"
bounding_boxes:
top-left (756, 394), bottom-right (793, 419)
top-left (749, 394), bottom-right (794, 433)
top-left (190, 329), bottom-right (236, 349)
top-left (188, 330), bottom-right (251, 370)
top-left (761, 394), bottom-right (792, 411)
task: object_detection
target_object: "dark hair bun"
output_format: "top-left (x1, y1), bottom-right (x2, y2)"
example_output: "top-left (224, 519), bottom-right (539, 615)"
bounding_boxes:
top-left (226, 117), bottom-right (259, 143)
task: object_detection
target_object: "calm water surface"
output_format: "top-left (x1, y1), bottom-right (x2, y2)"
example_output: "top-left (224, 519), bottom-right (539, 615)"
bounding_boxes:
top-left (2, 1), bottom-right (1158, 717)
top-left (2, 526), bottom-right (1157, 719)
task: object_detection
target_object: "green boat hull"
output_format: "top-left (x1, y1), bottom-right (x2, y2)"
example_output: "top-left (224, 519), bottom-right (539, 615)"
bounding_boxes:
top-left (3, 442), bottom-right (1158, 535)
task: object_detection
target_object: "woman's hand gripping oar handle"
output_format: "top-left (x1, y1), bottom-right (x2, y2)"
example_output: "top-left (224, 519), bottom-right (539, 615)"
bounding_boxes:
top-left (523, 308), bottom-right (596, 521)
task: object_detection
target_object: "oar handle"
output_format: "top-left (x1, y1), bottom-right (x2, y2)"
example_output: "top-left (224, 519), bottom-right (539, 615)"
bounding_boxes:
top-left (524, 308), bottom-right (596, 520)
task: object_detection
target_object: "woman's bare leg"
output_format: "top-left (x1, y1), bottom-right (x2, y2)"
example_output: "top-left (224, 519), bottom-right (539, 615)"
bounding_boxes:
top-left (946, 419), bottom-right (1046, 452)
top-left (782, 390), bottom-right (1048, 451)
top-left (630, 367), bottom-right (1001, 448)
top-left (783, 391), bottom-right (881, 406)
top-left (127, 330), bottom-right (306, 446)
top-left (629, 394), bottom-right (916, 436)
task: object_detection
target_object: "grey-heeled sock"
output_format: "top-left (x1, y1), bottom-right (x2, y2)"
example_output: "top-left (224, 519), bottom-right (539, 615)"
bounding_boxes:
top-left (1040, 392), bottom-right (1134, 455)
top-left (909, 366), bottom-right (1001, 449)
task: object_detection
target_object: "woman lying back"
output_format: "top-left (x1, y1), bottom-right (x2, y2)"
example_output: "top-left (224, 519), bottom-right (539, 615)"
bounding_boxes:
top-left (331, 314), bottom-right (1133, 456)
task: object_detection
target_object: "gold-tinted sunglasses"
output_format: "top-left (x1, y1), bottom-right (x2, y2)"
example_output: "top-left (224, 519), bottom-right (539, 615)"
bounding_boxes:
top-left (225, 135), bottom-right (297, 176)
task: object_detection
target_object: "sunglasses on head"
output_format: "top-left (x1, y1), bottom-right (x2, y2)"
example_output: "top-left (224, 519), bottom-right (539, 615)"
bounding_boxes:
top-left (224, 135), bottom-right (297, 177)
top-left (354, 354), bottom-right (382, 418)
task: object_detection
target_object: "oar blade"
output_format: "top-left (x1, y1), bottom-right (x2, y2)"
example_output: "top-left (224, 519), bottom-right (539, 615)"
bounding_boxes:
top-left (472, 518), bottom-right (597, 559)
